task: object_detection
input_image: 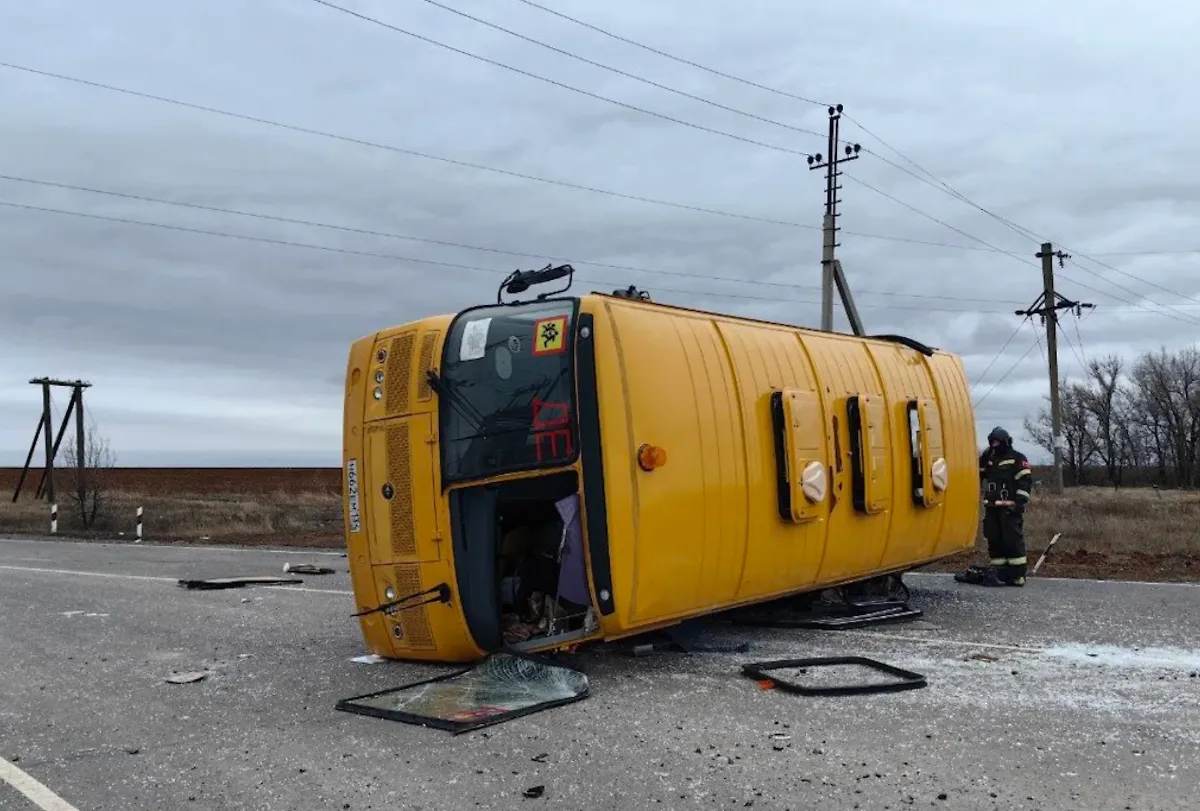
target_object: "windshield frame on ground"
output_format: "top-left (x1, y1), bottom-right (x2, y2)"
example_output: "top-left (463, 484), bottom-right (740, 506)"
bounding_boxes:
top-left (437, 297), bottom-right (581, 487)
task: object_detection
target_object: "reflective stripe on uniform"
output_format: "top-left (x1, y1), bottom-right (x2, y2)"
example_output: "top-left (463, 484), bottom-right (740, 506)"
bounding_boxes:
top-left (990, 558), bottom-right (1007, 566)
top-left (1015, 468), bottom-right (1031, 478)
top-left (1016, 489), bottom-right (1030, 500)
top-left (1006, 556), bottom-right (1027, 565)
top-left (998, 459), bottom-right (1015, 466)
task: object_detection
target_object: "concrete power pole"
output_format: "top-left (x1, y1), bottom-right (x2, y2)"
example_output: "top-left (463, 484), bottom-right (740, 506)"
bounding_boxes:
top-left (807, 104), bottom-right (862, 332)
top-left (1015, 244), bottom-right (1094, 494)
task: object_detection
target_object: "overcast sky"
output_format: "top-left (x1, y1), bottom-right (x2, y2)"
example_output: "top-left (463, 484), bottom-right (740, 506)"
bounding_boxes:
top-left (2, 0), bottom-right (1199, 467)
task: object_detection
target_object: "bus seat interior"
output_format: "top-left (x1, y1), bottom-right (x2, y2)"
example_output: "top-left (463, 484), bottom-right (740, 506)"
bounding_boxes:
top-left (493, 471), bottom-right (595, 646)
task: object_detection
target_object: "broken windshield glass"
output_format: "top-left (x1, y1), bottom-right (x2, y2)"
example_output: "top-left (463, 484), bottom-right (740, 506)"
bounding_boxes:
top-left (335, 651), bottom-right (589, 734)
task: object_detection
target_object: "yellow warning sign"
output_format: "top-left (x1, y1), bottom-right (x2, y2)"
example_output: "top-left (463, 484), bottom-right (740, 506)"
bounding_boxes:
top-left (532, 316), bottom-right (567, 356)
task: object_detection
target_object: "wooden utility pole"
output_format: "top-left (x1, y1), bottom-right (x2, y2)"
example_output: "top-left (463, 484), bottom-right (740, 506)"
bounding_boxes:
top-left (12, 378), bottom-right (92, 503)
top-left (40, 380), bottom-right (55, 505)
top-left (807, 104), bottom-right (863, 333)
top-left (1016, 245), bottom-right (1094, 494)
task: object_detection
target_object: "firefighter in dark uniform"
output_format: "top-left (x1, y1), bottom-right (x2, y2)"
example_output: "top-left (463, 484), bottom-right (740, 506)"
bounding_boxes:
top-left (956, 426), bottom-right (1034, 587)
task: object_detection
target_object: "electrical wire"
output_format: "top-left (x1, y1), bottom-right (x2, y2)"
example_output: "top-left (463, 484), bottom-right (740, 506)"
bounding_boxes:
top-left (308, 0), bottom-right (814, 159)
top-left (0, 198), bottom-right (1016, 314)
top-left (411, 0), bottom-right (827, 140)
top-left (1060, 326), bottom-right (1088, 379)
top-left (973, 326), bottom-right (1042, 408)
top-left (7, 55), bottom-right (1196, 324)
top-left (969, 316), bottom-right (1030, 391)
top-left (496, 0), bottom-right (1200, 319)
top-left (849, 135), bottom-right (1200, 312)
top-left (0, 61), bottom-right (1000, 253)
top-left (509, 0), bottom-right (832, 108)
top-left (845, 170), bottom-right (1200, 327)
top-left (843, 173), bottom-right (1040, 266)
top-left (0, 172), bottom-right (1028, 306)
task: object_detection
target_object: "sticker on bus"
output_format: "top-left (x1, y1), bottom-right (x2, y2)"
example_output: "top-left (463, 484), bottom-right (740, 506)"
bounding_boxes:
top-left (532, 316), bottom-right (567, 355)
top-left (347, 458), bottom-right (361, 534)
top-left (460, 317), bottom-right (491, 361)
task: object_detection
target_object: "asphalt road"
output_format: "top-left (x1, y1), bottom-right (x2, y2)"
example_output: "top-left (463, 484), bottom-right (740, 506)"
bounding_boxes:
top-left (1, 535), bottom-right (1197, 811)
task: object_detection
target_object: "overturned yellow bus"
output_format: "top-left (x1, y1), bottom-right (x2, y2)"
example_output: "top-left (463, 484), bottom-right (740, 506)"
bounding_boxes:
top-left (342, 266), bottom-right (979, 663)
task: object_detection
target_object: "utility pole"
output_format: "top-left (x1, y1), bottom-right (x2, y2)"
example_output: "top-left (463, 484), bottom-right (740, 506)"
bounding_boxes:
top-left (807, 104), bottom-right (862, 333)
top-left (1015, 244), bottom-right (1094, 494)
top-left (13, 378), bottom-right (92, 503)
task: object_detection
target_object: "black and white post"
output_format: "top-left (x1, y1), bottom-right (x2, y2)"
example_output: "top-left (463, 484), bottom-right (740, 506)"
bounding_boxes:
top-left (136, 506), bottom-right (143, 543)
top-left (50, 502), bottom-right (58, 534)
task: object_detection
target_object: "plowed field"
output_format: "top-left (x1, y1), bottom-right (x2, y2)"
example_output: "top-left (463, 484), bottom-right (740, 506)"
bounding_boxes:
top-left (0, 466), bottom-right (340, 497)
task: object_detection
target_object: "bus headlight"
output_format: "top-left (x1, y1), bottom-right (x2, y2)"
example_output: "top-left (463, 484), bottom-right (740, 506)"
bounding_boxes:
top-left (384, 585), bottom-right (396, 601)
top-left (373, 387), bottom-right (383, 400)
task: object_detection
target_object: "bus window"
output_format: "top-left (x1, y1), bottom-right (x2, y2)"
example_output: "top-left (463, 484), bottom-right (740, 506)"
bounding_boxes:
top-left (907, 401), bottom-right (924, 505)
top-left (439, 300), bottom-right (579, 485)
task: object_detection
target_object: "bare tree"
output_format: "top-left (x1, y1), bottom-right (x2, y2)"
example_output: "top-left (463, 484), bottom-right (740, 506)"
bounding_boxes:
top-left (1130, 347), bottom-right (1200, 488)
top-left (1024, 380), bottom-right (1097, 483)
top-left (1082, 355), bottom-right (1124, 486)
top-left (1025, 345), bottom-right (1200, 488)
top-left (58, 415), bottom-right (117, 530)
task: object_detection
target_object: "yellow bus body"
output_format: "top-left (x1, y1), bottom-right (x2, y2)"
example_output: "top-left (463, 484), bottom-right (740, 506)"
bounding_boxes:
top-left (342, 293), bottom-right (979, 663)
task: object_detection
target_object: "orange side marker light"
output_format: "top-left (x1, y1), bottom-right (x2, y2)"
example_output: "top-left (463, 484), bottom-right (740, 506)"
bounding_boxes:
top-left (637, 444), bottom-right (668, 471)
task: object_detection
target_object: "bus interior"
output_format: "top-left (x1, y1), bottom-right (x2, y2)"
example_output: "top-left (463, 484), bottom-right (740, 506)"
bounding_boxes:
top-left (450, 470), bottom-right (599, 654)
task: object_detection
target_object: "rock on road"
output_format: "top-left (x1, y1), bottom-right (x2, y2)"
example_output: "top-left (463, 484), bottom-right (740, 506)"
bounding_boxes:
top-left (0, 535), bottom-right (1198, 811)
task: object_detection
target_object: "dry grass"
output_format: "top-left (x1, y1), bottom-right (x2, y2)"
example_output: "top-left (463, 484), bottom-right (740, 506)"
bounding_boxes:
top-left (0, 489), bottom-right (344, 547)
top-left (998, 486), bottom-right (1200, 556)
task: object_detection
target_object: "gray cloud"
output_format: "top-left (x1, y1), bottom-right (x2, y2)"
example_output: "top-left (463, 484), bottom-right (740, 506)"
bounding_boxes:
top-left (2, 0), bottom-right (1199, 464)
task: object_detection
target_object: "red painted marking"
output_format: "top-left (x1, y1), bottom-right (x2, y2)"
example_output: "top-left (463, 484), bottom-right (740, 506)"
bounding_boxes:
top-left (532, 398), bottom-right (573, 461)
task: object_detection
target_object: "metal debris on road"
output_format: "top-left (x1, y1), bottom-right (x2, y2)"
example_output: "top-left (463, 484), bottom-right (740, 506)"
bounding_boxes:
top-left (177, 576), bottom-right (304, 590)
top-left (283, 563), bottom-right (336, 575)
top-left (165, 671), bottom-right (210, 684)
top-left (741, 656), bottom-right (928, 697)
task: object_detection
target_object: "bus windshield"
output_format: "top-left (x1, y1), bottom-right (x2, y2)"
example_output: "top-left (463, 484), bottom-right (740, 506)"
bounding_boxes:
top-left (438, 299), bottom-right (578, 484)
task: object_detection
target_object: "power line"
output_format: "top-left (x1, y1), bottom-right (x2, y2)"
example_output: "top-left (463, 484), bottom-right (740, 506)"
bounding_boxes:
top-left (0, 61), bottom-right (1000, 253)
top-left (1060, 327), bottom-right (1088, 379)
top-left (1055, 265), bottom-right (1200, 327)
top-left (8, 61), bottom-right (1194, 324)
top-left (509, 0), bottom-right (831, 108)
top-left (384, 0), bottom-right (1035, 262)
top-left (974, 325), bottom-right (1042, 408)
top-left (843, 173), bottom-right (1039, 265)
top-left (308, 0), bottom-right (814, 159)
top-left (0, 173), bottom-right (1026, 306)
top-left (502, 0), bottom-right (1072, 262)
top-left (1087, 248), bottom-right (1200, 256)
top-left (412, 0), bottom-right (827, 140)
top-left (481, 0), bottom-right (1200, 319)
top-left (847, 167), bottom-right (1200, 326)
top-left (850, 133), bottom-right (1200, 312)
top-left (846, 171), bottom-right (1200, 326)
top-left (969, 315), bottom-right (1031, 390)
top-left (0, 198), bottom-right (1015, 314)
top-left (1063, 249), bottom-right (1200, 306)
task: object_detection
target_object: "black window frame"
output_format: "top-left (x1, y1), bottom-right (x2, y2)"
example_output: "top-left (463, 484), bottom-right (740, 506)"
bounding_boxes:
top-left (437, 296), bottom-right (582, 489)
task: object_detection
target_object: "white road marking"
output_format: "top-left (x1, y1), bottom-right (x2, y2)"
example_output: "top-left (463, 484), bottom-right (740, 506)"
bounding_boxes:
top-left (837, 629), bottom-right (1045, 654)
top-left (0, 565), bottom-right (174, 583)
top-left (268, 585), bottom-right (355, 596)
top-left (0, 536), bottom-right (346, 556)
top-left (0, 565), bottom-right (354, 596)
top-left (0, 756), bottom-right (80, 811)
top-left (909, 570), bottom-right (1200, 588)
